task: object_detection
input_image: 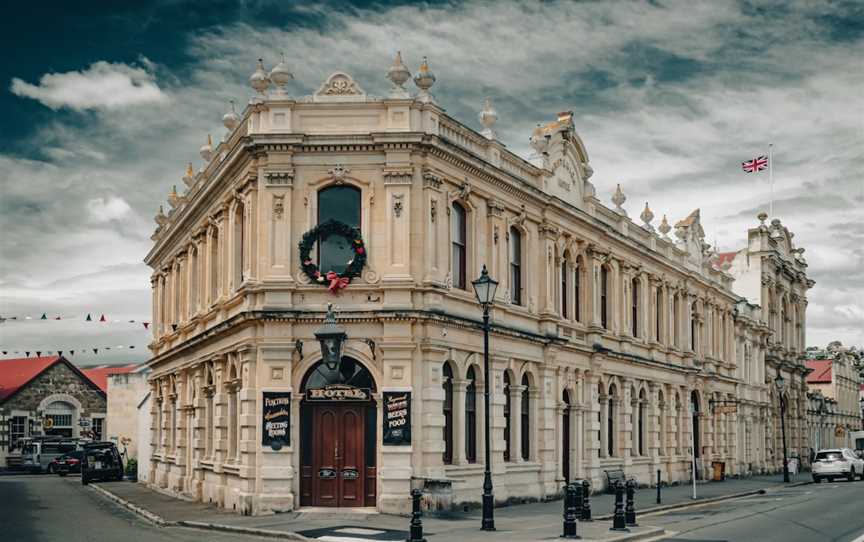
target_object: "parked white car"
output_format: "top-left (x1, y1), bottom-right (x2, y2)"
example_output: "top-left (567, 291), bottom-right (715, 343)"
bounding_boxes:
top-left (812, 448), bottom-right (864, 482)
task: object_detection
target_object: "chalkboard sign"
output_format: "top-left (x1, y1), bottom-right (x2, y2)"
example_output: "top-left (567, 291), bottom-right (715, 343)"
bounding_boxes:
top-left (383, 391), bottom-right (411, 445)
top-left (262, 391), bottom-right (291, 450)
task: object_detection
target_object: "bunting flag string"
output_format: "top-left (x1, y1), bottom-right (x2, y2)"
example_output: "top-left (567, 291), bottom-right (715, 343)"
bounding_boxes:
top-left (0, 314), bottom-right (150, 329)
top-left (0, 345), bottom-right (142, 357)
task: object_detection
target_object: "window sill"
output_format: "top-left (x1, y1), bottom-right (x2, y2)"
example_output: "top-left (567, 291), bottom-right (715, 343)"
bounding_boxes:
top-left (505, 461), bottom-right (541, 473)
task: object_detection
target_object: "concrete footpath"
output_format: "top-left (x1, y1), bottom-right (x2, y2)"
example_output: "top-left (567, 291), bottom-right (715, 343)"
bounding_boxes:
top-left (85, 473), bottom-right (810, 542)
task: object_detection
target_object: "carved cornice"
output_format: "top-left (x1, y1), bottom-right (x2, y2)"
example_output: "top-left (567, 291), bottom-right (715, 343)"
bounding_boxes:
top-left (264, 168), bottom-right (295, 186)
top-left (383, 167), bottom-right (414, 185)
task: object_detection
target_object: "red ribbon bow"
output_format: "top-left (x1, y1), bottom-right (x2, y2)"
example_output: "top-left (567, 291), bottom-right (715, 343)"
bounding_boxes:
top-left (325, 271), bottom-right (350, 294)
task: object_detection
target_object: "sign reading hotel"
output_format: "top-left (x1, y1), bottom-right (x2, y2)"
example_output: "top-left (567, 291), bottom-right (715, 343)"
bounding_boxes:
top-left (383, 391), bottom-right (411, 445)
top-left (262, 392), bottom-right (291, 450)
top-left (306, 384), bottom-right (370, 402)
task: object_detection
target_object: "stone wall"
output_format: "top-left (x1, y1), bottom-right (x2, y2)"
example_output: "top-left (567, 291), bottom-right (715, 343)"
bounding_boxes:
top-left (107, 371), bottom-right (149, 460)
top-left (3, 361), bottom-right (106, 415)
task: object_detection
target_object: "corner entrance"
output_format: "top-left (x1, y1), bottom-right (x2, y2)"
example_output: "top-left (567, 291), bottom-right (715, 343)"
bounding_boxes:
top-left (300, 357), bottom-right (377, 508)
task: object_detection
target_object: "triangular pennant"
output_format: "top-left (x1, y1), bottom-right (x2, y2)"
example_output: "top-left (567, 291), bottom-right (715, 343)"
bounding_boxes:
top-left (86, 313), bottom-right (92, 321)
top-left (143, 322), bottom-right (150, 329)
top-left (129, 345), bottom-right (136, 349)
top-left (70, 350), bottom-right (75, 356)
top-left (40, 313), bottom-right (47, 320)
top-left (93, 348), bottom-right (98, 354)
top-left (58, 351), bottom-right (63, 357)
top-left (25, 351), bottom-right (30, 357)
top-left (1, 351), bottom-right (6, 355)
top-left (36, 351), bottom-right (41, 357)
top-left (171, 324), bottom-right (178, 331)
top-left (105, 347), bottom-right (111, 350)
top-left (99, 314), bottom-right (107, 322)
top-left (128, 320), bottom-right (135, 323)
top-left (55, 316), bottom-right (61, 320)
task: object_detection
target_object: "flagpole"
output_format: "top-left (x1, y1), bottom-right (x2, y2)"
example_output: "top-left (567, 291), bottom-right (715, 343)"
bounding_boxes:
top-left (769, 143), bottom-right (774, 218)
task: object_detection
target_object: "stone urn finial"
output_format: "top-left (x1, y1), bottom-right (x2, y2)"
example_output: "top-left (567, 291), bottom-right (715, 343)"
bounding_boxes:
top-left (249, 58), bottom-right (271, 97)
top-left (612, 183), bottom-right (627, 215)
top-left (386, 51), bottom-right (411, 98)
top-left (413, 56), bottom-right (436, 103)
top-left (640, 201), bottom-right (655, 231)
top-left (479, 97), bottom-right (498, 140)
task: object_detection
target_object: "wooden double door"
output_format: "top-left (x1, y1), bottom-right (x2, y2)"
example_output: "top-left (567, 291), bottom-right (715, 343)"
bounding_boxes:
top-left (306, 404), bottom-right (371, 507)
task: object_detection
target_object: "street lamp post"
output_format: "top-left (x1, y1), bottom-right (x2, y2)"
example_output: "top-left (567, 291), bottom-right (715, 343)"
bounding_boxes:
top-left (315, 303), bottom-right (347, 373)
top-left (472, 265), bottom-right (498, 532)
top-left (774, 372), bottom-right (790, 483)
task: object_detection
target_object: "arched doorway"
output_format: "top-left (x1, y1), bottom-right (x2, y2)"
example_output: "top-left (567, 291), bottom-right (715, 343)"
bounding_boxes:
top-left (44, 401), bottom-right (76, 437)
top-left (299, 357), bottom-right (377, 508)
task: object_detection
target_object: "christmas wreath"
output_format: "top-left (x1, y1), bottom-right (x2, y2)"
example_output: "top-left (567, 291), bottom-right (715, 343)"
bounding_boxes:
top-left (299, 219), bottom-right (366, 293)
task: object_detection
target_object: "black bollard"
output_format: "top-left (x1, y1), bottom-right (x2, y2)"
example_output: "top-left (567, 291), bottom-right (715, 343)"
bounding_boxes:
top-left (610, 480), bottom-right (629, 532)
top-left (580, 479), bottom-right (592, 521)
top-left (625, 478), bottom-right (638, 527)
top-left (407, 488), bottom-right (427, 542)
top-left (656, 469), bottom-right (661, 504)
top-left (561, 483), bottom-right (580, 539)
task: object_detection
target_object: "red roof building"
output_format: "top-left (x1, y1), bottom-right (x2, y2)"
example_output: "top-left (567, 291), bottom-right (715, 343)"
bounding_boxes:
top-left (806, 359), bottom-right (833, 384)
top-left (0, 356), bottom-right (60, 402)
top-left (82, 364), bottom-right (141, 393)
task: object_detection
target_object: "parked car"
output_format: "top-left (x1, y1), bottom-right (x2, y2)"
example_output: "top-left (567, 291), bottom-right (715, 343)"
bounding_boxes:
top-left (81, 442), bottom-right (124, 485)
top-left (51, 450), bottom-right (84, 476)
top-left (812, 448), bottom-right (864, 482)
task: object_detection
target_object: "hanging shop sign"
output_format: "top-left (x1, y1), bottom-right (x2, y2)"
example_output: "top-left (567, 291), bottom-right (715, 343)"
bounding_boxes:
top-left (262, 392), bottom-right (291, 450)
top-left (383, 391), bottom-right (411, 446)
top-left (306, 384), bottom-right (370, 402)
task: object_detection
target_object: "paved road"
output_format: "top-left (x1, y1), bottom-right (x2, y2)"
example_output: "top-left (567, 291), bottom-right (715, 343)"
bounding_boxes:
top-left (0, 474), bottom-right (273, 542)
top-left (653, 479), bottom-right (864, 542)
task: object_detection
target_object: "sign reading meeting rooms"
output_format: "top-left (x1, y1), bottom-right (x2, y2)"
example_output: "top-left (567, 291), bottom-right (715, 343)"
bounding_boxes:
top-left (262, 391), bottom-right (291, 450)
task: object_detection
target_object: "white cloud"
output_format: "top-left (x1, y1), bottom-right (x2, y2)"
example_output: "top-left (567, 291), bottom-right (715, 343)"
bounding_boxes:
top-left (10, 60), bottom-right (168, 111)
top-left (87, 196), bottom-right (132, 223)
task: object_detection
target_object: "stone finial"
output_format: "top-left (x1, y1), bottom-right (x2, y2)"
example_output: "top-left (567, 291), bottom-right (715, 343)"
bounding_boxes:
top-left (199, 134), bottom-right (213, 162)
top-left (479, 97), bottom-right (498, 140)
top-left (611, 183), bottom-right (627, 215)
top-left (386, 51), bottom-right (411, 98)
top-left (222, 100), bottom-right (240, 131)
top-left (640, 201), bottom-right (655, 232)
top-left (269, 53), bottom-right (293, 96)
top-left (155, 205), bottom-right (168, 226)
top-left (167, 185), bottom-right (180, 208)
top-left (413, 56), bottom-right (436, 103)
top-left (249, 58), bottom-right (271, 96)
top-left (182, 162), bottom-right (195, 187)
top-left (658, 214), bottom-right (671, 238)
top-left (757, 211), bottom-right (768, 226)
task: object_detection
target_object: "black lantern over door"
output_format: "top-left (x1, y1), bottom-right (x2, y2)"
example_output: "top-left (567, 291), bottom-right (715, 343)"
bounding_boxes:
top-left (315, 303), bottom-right (347, 371)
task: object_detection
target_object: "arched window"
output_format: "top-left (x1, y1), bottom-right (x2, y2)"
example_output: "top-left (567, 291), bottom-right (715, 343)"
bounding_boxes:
top-left (233, 200), bottom-right (245, 288)
top-left (521, 373), bottom-right (530, 461)
top-left (509, 227), bottom-right (521, 305)
top-left (658, 390), bottom-right (666, 456)
top-left (691, 391), bottom-right (701, 458)
top-left (600, 266), bottom-right (609, 329)
top-left (318, 185), bottom-right (361, 275)
top-left (673, 295), bottom-right (680, 348)
top-left (574, 257), bottom-right (582, 323)
top-left (209, 228), bottom-right (219, 303)
top-left (442, 363), bottom-right (454, 465)
top-left (607, 384), bottom-right (617, 457)
top-left (503, 371), bottom-right (512, 461)
top-left (189, 246), bottom-right (198, 315)
top-left (561, 255), bottom-right (569, 318)
top-left (631, 278), bottom-right (639, 337)
top-left (655, 288), bottom-right (662, 342)
top-left (562, 389), bottom-right (571, 482)
top-left (690, 304), bottom-right (698, 352)
top-left (465, 366), bottom-right (478, 463)
top-left (638, 388), bottom-right (646, 456)
top-left (451, 203), bottom-right (467, 289)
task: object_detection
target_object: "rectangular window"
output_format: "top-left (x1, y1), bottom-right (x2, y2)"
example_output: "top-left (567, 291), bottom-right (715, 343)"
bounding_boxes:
top-left (561, 262), bottom-right (568, 318)
top-left (574, 267), bottom-right (581, 323)
top-left (91, 418), bottom-right (104, 441)
top-left (9, 416), bottom-right (26, 450)
top-left (600, 267), bottom-right (609, 329)
top-left (465, 384), bottom-right (477, 463)
top-left (510, 229), bottom-right (521, 305)
top-left (451, 204), bottom-right (467, 290)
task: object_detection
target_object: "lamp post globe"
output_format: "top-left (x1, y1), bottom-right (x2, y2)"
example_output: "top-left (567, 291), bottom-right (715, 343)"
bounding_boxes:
top-left (315, 303), bottom-right (347, 372)
top-left (471, 265), bottom-right (498, 306)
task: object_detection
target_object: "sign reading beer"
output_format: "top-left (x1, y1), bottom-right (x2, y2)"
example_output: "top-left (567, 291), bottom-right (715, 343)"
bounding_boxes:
top-left (306, 384), bottom-right (370, 402)
top-left (262, 392), bottom-right (291, 450)
top-left (383, 391), bottom-right (411, 445)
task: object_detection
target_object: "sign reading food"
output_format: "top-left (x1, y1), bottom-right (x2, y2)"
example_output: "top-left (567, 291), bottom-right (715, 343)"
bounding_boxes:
top-left (383, 391), bottom-right (411, 445)
top-left (262, 391), bottom-right (291, 450)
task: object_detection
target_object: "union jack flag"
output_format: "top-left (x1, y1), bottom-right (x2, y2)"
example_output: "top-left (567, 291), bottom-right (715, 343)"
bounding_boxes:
top-left (742, 155), bottom-right (768, 173)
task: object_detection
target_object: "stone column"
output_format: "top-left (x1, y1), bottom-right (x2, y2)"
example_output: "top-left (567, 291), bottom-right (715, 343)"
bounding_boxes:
top-left (451, 379), bottom-right (467, 465)
top-left (422, 171), bottom-right (444, 285)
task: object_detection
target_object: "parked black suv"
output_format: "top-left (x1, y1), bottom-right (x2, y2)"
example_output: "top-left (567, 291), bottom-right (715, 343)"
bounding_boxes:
top-left (81, 442), bottom-right (124, 485)
top-left (51, 450), bottom-right (84, 476)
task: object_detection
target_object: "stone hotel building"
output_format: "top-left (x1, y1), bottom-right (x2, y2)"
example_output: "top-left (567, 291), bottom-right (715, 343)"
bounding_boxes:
top-left (143, 54), bottom-right (814, 515)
